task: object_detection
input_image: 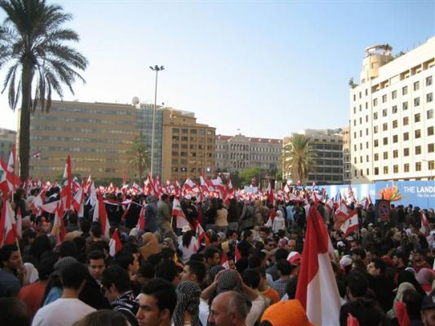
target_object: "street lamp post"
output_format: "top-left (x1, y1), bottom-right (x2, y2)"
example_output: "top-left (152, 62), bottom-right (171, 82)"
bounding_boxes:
top-left (149, 65), bottom-right (164, 176)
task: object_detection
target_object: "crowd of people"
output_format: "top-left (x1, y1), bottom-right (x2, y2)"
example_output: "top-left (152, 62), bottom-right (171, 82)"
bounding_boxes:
top-left (0, 183), bottom-right (435, 326)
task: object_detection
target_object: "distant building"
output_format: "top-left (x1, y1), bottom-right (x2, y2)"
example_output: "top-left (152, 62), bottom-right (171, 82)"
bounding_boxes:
top-left (283, 129), bottom-right (344, 185)
top-left (0, 128), bottom-right (16, 161)
top-left (342, 126), bottom-right (352, 183)
top-left (162, 109), bottom-right (216, 181)
top-left (27, 100), bottom-right (135, 180)
top-left (215, 134), bottom-right (282, 174)
top-left (350, 37), bottom-right (434, 183)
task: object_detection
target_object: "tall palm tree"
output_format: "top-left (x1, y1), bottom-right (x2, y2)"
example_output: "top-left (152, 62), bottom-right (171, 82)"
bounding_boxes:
top-left (127, 137), bottom-right (151, 181)
top-left (0, 0), bottom-right (88, 179)
top-left (282, 134), bottom-right (317, 184)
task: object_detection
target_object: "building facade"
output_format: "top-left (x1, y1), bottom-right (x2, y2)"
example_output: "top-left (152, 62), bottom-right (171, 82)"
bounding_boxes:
top-left (27, 100), bottom-right (135, 180)
top-left (0, 128), bottom-right (16, 161)
top-left (283, 129), bottom-right (344, 185)
top-left (215, 134), bottom-right (282, 174)
top-left (162, 109), bottom-right (216, 181)
top-left (350, 38), bottom-right (435, 183)
top-left (342, 126), bottom-right (352, 183)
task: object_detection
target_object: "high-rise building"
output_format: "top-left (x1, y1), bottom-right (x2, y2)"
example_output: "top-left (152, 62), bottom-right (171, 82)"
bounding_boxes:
top-left (215, 133), bottom-right (282, 174)
top-left (28, 100), bottom-right (135, 180)
top-left (342, 126), bottom-right (352, 183)
top-left (349, 38), bottom-right (434, 183)
top-left (162, 109), bottom-right (216, 181)
top-left (282, 129), bottom-right (344, 185)
top-left (0, 128), bottom-right (16, 161)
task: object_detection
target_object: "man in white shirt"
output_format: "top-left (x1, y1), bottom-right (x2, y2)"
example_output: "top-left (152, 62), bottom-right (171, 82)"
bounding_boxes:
top-left (32, 262), bottom-right (95, 326)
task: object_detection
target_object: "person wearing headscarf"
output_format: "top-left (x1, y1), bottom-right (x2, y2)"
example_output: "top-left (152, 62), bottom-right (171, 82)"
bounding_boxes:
top-left (139, 232), bottom-right (160, 261)
top-left (386, 282), bottom-right (416, 320)
top-left (172, 281), bottom-right (202, 326)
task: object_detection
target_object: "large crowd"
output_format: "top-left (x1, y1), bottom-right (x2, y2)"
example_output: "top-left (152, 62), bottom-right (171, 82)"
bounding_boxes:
top-left (0, 182), bottom-right (435, 326)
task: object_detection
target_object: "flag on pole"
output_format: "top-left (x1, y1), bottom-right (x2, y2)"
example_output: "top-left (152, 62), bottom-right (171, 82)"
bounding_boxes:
top-left (0, 196), bottom-right (17, 246)
top-left (196, 223), bottom-right (209, 248)
top-left (109, 229), bottom-right (122, 257)
top-left (296, 203), bottom-right (341, 326)
top-left (136, 204), bottom-right (146, 230)
top-left (172, 198), bottom-right (189, 229)
top-left (51, 201), bottom-right (66, 245)
top-left (340, 210), bottom-right (359, 237)
top-left (420, 211), bottom-right (429, 235)
top-left (93, 192), bottom-right (110, 237)
top-left (60, 156), bottom-right (73, 210)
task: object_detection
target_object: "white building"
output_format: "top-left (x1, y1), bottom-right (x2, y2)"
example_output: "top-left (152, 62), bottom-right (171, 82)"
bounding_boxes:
top-left (350, 38), bottom-right (435, 183)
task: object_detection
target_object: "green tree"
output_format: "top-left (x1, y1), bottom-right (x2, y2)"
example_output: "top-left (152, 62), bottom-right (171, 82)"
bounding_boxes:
top-left (0, 0), bottom-right (88, 179)
top-left (282, 134), bottom-right (317, 184)
top-left (127, 137), bottom-right (151, 181)
top-left (239, 167), bottom-right (264, 187)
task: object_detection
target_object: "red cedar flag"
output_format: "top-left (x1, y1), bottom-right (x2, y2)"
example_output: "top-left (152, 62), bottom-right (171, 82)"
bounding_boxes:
top-left (60, 156), bottom-right (73, 210)
top-left (296, 203), bottom-right (341, 326)
top-left (172, 198), bottom-right (189, 229)
top-left (0, 159), bottom-right (21, 194)
top-left (340, 210), bottom-right (359, 237)
top-left (109, 229), bottom-right (122, 257)
top-left (0, 196), bottom-right (17, 246)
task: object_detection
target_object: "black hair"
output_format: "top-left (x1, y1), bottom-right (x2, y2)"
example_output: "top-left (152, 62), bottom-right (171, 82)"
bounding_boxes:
top-left (276, 259), bottom-right (292, 276)
top-left (242, 230), bottom-right (252, 240)
top-left (91, 225), bottom-right (102, 238)
top-left (0, 298), bottom-right (31, 326)
top-left (351, 248), bottom-right (366, 260)
top-left (235, 257), bottom-right (249, 274)
top-left (0, 244), bottom-right (18, 267)
top-left (73, 310), bottom-right (128, 326)
top-left (185, 261), bottom-right (206, 284)
top-left (248, 255), bottom-right (262, 269)
top-left (58, 240), bottom-right (78, 258)
top-left (147, 253), bottom-right (163, 266)
top-left (371, 258), bottom-right (386, 274)
top-left (87, 250), bottom-right (106, 264)
top-left (160, 194), bottom-right (169, 201)
top-left (61, 262), bottom-right (89, 290)
top-left (101, 265), bottom-right (131, 294)
top-left (113, 251), bottom-right (135, 271)
top-left (204, 247), bottom-right (221, 261)
top-left (209, 234), bottom-right (220, 243)
top-left (79, 218), bottom-right (91, 233)
top-left (346, 272), bottom-right (368, 298)
top-left (68, 213), bottom-right (78, 225)
top-left (138, 262), bottom-right (155, 279)
top-left (141, 278), bottom-right (177, 317)
top-left (339, 298), bottom-right (389, 326)
top-left (37, 253), bottom-right (57, 281)
top-left (89, 240), bottom-right (109, 254)
top-left (156, 260), bottom-right (178, 283)
top-left (285, 275), bottom-right (298, 299)
top-left (30, 235), bottom-right (52, 262)
top-left (275, 248), bottom-right (289, 261)
top-left (161, 247), bottom-right (175, 260)
top-left (242, 269), bottom-right (261, 289)
top-left (182, 231), bottom-right (193, 248)
top-left (189, 253), bottom-right (205, 263)
top-left (122, 242), bottom-right (139, 255)
top-left (403, 289), bottom-right (423, 320)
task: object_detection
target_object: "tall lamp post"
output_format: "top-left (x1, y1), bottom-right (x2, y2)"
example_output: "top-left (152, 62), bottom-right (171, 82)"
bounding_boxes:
top-left (149, 65), bottom-right (164, 176)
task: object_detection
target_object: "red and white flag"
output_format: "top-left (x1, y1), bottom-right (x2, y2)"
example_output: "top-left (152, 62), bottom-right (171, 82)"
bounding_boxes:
top-left (296, 203), bottom-right (341, 326)
top-left (196, 223), bottom-right (209, 248)
top-left (340, 210), bottom-right (359, 237)
top-left (51, 201), bottom-right (66, 245)
top-left (109, 229), bottom-right (122, 257)
top-left (136, 204), bottom-right (146, 230)
top-left (221, 250), bottom-right (230, 270)
top-left (60, 156), bottom-right (73, 210)
top-left (420, 212), bottom-right (429, 235)
top-left (93, 192), bottom-right (110, 237)
top-left (172, 198), bottom-right (189, 229)
top-left (0, 196), bottom-right (17, 246)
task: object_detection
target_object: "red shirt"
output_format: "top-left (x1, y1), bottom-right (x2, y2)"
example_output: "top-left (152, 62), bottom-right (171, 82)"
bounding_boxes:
top-left (18, 282), bottom-right (46, 319)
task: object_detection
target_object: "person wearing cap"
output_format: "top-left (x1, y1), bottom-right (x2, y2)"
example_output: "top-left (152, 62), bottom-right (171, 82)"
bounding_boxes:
top-left (259, 299), bottom-right (313, 326)
top-left (421, 292), bottom-right (435, 326)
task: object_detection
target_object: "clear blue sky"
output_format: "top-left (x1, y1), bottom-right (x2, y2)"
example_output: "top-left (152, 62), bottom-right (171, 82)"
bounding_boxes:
top-left (0, 0), bottom-right (434, 138)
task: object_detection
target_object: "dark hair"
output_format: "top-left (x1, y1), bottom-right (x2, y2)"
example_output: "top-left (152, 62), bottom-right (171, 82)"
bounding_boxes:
top-left (0, 298), bottom-right (31, 326)
top-left (189, 253), bottom-right (205, 263)
top-left (352, 248), bottom-right (366, 260)
top-left (113, 251), bottom-right (135, 271)
top-left (79, 218), bottom-right (91, 233)
top-left (371, 258), bottom-right (386, 274)
top-left (346, 272), bottom-right (368, 298)
top-left (102, 265), bottom-right (131, 294)
top-left (235, 257), bottom-right (249, 274)
top-left (68, 213), bottom-right (78, 225)
top-left (61, 262), bottom-right (89, 290)
top-left (209, 234), bottom-right (220, 244)
top-left (392, 250), bottom-right (409, 266)
top-left (147, 253), bottom-right (163, 266)
top-left (58, 240), bottom-right (78, 258)
top-left (91, 225), bottom-right (102, 238)
top-left (242, 230), bottom-right (252, 240)
top-left (204, 247), bottom-right (221, 261)
top-left (259, 227), bottom-right (270, 234)
top-left (37, 253), bottom-right (57, 281)
top-left (141, 278), bottom-right (177, 317)
top-left (122, 243), bottom-right (139, 255)
top-left (0, 244), bottom-right (18, 267)
top-left (161, 247), bottom-right (175, 260)
top-left (185, 261), bottom-right (206, 284)
top-left (403, 289), bottom-right (423, 320)
top-left (87, 250), bottom-right (106, 264)
top-left (72, 310), bottom-right (128, 326)
top-left (339, 298), bottom-right (389, 326)
top-left (182, 231), bottom-right (193, 248)
top-left (156, 260), bottom-right (178, 283)
top-left (285, 275), bottom-right (298, 299)
top-left (242, 269), bottom-right (261, 289)
top-left (161, 194), bottom-right (169, 201)
top-left (89, 240), bottom-right (109, 254)
top-left (138, 262), bottom-right (155, 279)
top-left (275, 248), bottom-right (289, 261)
top-left (29, 235), bottom-right (53, 262)
top-left (248, 255), bottom-right (262, 269)
top-left (276, 259), bottom-right (292, 276)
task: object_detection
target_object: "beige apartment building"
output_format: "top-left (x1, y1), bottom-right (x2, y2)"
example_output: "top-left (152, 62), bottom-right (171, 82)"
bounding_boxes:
top-left (215, 133), bottom-right (282, 174)
top-left (0, 128), bottom-right (16, 161)
top-left (27, 100), bottom-right (135, 180)
top-left (162, 109), bottom-right (215, 181)
top-left (342, 126), bottom-right (352, 183)
top-left (350, 37), bottom-right (434, 183)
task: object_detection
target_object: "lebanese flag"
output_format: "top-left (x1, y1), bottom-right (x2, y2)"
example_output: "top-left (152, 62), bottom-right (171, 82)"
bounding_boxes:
top-left (93, 192), bottom-right (110, 237)
top-left (51, 201), bottom-right (66, 245)
top-left (60, 156), bottom-right (73, 210)
top-left (221, 250), bottom-right (230, 269)
top-left (0, 196), bottom-right (17, 246)
top-left (109, 229), bottom-right (122, 257)
top-left (420, 212), bottom-right (429, 235)
top-left (196, 223), bottom-right (209, 247)
top-left (340, 210), bottom-right (359, 237)
top-left (296, 204), bottom-right (341, 326)
top-left (200, 175), bottom-right (214, 192)
top-left (136, 204), bottom-right (146, 230)
top-left (172, 198), bottom-right (189, 229)
top-left (0, 159), bottom-right (21, 195)
top-left (266, 180), bottom-right (274, 206)
top-left (132, 182), bottom-right (144, 195)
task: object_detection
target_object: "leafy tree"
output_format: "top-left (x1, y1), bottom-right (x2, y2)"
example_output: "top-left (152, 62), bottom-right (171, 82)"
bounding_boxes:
top-left (0, 0), bottom-right (88, 179)
top-left (239, 167), bottom-right (264, 187)
top-left (127, 137), bottom-right (151, 181)
top-left (282, 134), bottom-right (317, 184)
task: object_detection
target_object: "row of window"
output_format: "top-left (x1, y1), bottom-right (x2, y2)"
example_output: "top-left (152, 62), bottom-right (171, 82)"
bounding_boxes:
top-left (354, 160), bottom-right (435, 178)
top-left (172, 144), bottom-right (213, 151)
top-left (354, 144), bottom-right (435, 164)
top-left (172, 136), bottom-right (214, 143)
top-left (33, 146), bottom-right (127, 154)
top-left (172, 151), bottom-right (213, 158)
top-left (173, 128), bottom-right (213, 136)
top-left (30, 125), bottom-right (134, 135)
top-left (30, 135), bottom-right (133, 145)
top-left (52, 106), bottom-right (133, 116)
top-left (353, 76), bottom-right (433, 102)
top-left (34, 115), bottom-right (133, 125)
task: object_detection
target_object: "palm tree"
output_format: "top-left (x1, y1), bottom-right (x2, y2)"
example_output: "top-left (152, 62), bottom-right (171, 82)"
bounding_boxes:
top-left (0, 0), bottom-right (88, 179)
top-left (282, 134), bottom-right (317, 184)
top-left (127, 137), bottom-right (151, 181)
